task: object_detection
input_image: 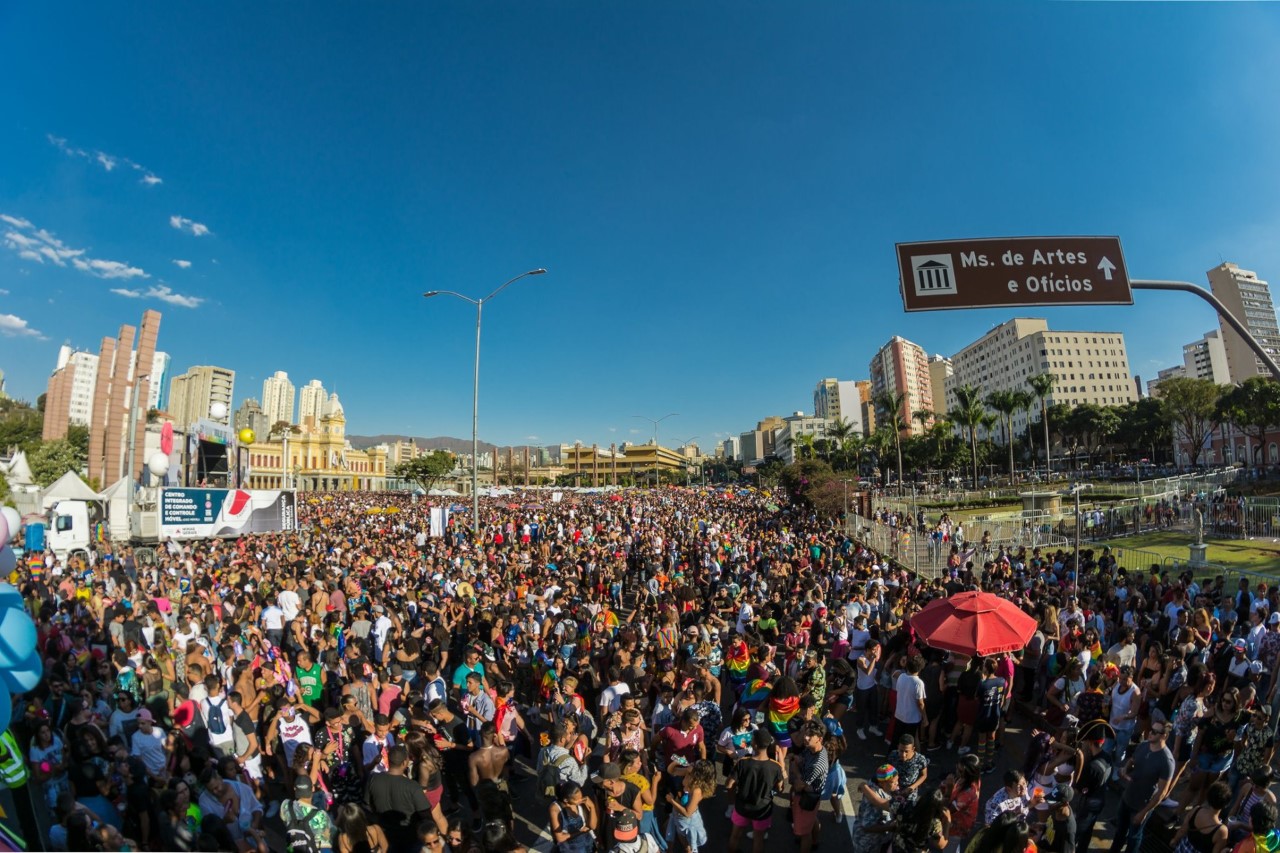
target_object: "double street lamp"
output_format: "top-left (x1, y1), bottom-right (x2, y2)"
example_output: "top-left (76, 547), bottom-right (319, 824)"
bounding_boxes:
top-left (424, 268), bottom-right (547, 530)
top-left (633, 413), bottom-right (679, 488)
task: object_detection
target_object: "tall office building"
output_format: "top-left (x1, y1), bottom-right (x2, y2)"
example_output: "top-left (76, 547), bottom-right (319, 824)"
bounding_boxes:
top-left (1207, 263), bottom-right (1280, 383)
top-left (927, 356), bottom-right (952, 419)
top-left (261, 370), bottom-right (296, 427)
top-left (813, 378), bottom-right (864, 433)
top-left (1182, 330), bottom-right (1231, 385)
top-left (944, 318), bottom-right (1136, 435)
top-left (298, 379), bottom-right (327, 431)
top-left (868, 336), bottom-right (933, 436)
top-left (42, 345), bottom-right (100, 440)
top-left (169, 366), bottom-right (235, 427)
top-left (235, 397), bottom-right (270, 438)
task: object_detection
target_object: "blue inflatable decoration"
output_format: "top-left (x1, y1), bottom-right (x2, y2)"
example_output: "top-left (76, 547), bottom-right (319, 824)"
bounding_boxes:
top-left (0, 582), bottom-right (41, 733)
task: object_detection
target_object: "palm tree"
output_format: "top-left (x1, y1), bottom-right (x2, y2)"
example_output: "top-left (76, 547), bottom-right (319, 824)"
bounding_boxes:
top-left (1015, 390), bottom-right (1036, 474)
top-left (912, 409), bottom-right (934, 434)
top-left (949, 385), bottom-right (986, 490)
top-left (827, 418), bottom-right (854, 468)
top-left (1027, 373), bottom-right (1058, 479)
top-left (873, 391), bottom-right (907, 493)
top-left (985, 389), bottom-right (1021, 484)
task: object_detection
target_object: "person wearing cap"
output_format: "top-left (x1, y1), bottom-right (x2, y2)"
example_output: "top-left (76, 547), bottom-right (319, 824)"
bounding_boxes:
top-left (595, 761), bottom-right (642, 844)
top-left (608, 808), bottom-right (660, 853)
top-left (853, 763), bottom-right (899, 853)
top-left (1230, 704), bottom-right (1276, 793)
top-left (789, 720), bottom-right (829, 853)
top-left (129, 707), bottom-right (168, 780)
top-left (1037, 784), bottom-right (1076, 852)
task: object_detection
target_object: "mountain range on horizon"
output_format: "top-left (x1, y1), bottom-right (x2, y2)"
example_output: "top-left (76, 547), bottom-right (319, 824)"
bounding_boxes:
top-left (346, 434), bottom-right (555, 455)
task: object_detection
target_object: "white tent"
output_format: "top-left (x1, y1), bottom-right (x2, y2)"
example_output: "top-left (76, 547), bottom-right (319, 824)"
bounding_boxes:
top-left (40, 470), bottom-right (99, 510)
top-left (98, 478), bottom-right (132, 541)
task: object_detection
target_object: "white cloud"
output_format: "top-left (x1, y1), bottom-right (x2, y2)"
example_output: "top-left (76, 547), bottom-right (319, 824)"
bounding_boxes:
top-left (1, 213), bottom-right (148, 280)
top-left (524, 435), bottom-right (540, 441)
top-left (172, 259), bottom-right (192, 269)
top-left (169, 215), bottom-right (210, 236)
top-left (0, 313), bottom-right (46, 339)
top-left (72, 258), bottom-right (146, 280)
top-left (48, 134), bottom-right (161, 185)
top-left (629, 428), bottom-right (642, 434)
top-left (111, 284), bottom-right (203, 308)
top-left (608, 427), bottom-right (618, 433)
top-left (0, 288), bottom-right (9, 295)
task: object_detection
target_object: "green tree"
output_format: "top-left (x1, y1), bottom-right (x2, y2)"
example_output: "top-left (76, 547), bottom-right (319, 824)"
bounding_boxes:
top-left (873, 391), bottom-right (907, 491)
top-left (1215, 376), bottom-right (1280, 466)
top-left (778, 459), bottom-right (835, 510)
top-left (1116, 398), bottom-right (1173, 465)
top-left (984, 389), bottom-right (1022, 483)
top-left (1158, 377), bottom-right (1222, 468)
top-left (394, 451), bottom-right (456, 493)
top-left (66, 424), bottom-right (90, 458)
top-left (949, 385), bottom-right (986, 489)
top-left (1027, 373), bottom-right (1058, 477)
top-left (28, 438), bottom-right (85, 487)
top-left (0, 402), bottom-right (43, 454)
top-left (865, 427), bottom-right (896, 485)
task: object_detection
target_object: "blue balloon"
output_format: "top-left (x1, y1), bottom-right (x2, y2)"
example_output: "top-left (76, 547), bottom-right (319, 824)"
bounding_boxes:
top-left (4, 650), bottom-right (42, 693)
top-left (0, 603), bottom-right (36, 669)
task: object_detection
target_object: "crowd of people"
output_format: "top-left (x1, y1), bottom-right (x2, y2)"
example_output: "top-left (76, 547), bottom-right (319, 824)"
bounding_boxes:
top-left (2, 484), bottom-right (1280, 853)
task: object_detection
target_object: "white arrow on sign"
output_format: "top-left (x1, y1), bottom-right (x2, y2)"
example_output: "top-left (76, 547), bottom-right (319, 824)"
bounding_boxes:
top-left (1097, 257), bottom-right (1116, 281)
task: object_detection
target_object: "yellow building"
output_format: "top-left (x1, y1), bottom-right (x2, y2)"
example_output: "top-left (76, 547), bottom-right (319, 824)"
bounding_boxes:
top-left (244, 394), bottom-right (388, 491)
top-left (562, 442), bottom-right (689, 486)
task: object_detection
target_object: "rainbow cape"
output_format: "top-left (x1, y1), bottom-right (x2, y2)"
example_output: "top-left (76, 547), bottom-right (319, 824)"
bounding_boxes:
top-left (739, 678), bottom-right (770, 710)
top-left (767, 694), bottom-right (800, 737)
top-left (726, 642), bottom-right (750, 686)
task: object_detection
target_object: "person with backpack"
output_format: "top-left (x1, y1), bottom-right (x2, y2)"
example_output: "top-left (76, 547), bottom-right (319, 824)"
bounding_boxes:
top-left (537, 722), bottom-right (584, 811)
top-left (282, 776), bottom-right (333, 853)
top-left (201, 674), bottom-right (236, 758)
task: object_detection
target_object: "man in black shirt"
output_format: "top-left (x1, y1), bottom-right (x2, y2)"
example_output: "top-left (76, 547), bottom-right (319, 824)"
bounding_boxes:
top-left (727, 730), bottom-right (783, 853)
top-left (1041, 784), bottom-right (1077, 852)
top-left (1073, 735), bottom-right (1111, 853)
top-left (365, 745), bottom-right (432, 853)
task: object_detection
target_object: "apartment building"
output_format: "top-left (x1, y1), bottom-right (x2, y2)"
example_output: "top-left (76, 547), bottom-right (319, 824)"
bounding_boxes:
top-left (868, 336), bottom-right (933, 435)
top-left (944, 318), bottom-right (1136, 435)
top-left (1207, 262), bottom-right (1280, 383)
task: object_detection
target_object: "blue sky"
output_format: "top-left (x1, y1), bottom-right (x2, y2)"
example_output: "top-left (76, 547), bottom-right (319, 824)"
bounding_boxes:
top-left (3, 2), bottom-right (1280, 451)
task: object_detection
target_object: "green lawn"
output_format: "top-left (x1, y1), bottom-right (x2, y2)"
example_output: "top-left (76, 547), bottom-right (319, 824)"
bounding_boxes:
top-left (1095, 530), bottom-right (1280, 574)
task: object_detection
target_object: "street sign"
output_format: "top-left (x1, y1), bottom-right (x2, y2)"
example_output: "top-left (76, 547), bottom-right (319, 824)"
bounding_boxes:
top-left (896, 236), bottom-right (1132, 312)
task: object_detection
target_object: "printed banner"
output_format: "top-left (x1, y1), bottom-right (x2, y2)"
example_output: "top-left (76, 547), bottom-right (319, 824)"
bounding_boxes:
top-left (159, 488), bottom-right (297, 540)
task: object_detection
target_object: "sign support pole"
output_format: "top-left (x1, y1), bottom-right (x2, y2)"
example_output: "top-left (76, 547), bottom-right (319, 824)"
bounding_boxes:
top-left (1131, 280), bottom-right (1280, 379)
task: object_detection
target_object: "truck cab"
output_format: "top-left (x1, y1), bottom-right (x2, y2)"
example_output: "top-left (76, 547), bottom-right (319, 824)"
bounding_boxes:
top-left (46, 500), bottom-right (92, 561)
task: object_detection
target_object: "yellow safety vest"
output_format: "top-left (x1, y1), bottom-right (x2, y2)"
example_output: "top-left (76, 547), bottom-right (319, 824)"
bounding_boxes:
top-left (0, 731), bottom-right (28, 787)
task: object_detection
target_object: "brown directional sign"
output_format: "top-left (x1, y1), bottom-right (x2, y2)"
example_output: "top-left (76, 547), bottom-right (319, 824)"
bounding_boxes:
top-left (896, 236), bottom-right (1132, 312)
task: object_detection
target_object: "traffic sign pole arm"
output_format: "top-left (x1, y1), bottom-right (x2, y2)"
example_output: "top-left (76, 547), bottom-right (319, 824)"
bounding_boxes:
top-left (1131, 279), bottom-right (1280, 379)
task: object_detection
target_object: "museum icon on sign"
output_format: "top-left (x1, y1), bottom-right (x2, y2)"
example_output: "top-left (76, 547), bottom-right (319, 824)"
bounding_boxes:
top-left (911, 254), bottom-right (957, 297)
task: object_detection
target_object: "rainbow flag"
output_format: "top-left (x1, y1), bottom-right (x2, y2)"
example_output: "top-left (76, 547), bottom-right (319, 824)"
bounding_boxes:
top-left (540, 669), bottom-right (560, 700)
top-left (767, 694), bottom-right (799, 739)
top-left (739, 678), bottom-right (770, 711)
top-left (726, 642), bottom-right (750, 688)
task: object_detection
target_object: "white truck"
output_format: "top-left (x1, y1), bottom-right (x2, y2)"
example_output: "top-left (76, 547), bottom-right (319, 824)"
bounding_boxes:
top-left (36, 487), bottom-right (298, 563)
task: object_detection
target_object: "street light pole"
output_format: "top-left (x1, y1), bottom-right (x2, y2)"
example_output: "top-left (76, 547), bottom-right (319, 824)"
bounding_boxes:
top-left (124, 373), bottom-right (151, 520)
top-left (424, 268), bottom-right (547, 533)
top-left (633, 413), bottom-right (679, 489)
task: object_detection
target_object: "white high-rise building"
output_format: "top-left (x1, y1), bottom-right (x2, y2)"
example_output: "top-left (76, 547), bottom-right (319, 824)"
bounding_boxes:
top-left (298, 379), bottom-right (327, 430)
top-left (261, 370), bottom-right (296, 427)
top-left (813, 378), bottom-right (864, 434)
top-left (57, 345), bottom-right (100, 427)
top-left (1207, 263), bottom-right (1280, 383)
top-left (1182, 330), bottom-right (1231, 385)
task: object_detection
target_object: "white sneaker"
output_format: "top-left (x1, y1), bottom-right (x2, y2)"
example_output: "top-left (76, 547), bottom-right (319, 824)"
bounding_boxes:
top-left (856, 728), bottom-right (867, 740)
top-left (958, 746), bottom-right (971, 755)
top-left (869, 725), bottom-right (884, 736)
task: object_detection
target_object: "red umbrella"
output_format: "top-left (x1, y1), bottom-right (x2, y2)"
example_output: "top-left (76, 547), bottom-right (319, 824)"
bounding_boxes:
top-left (909, 591), bottom-right (1037, 657)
